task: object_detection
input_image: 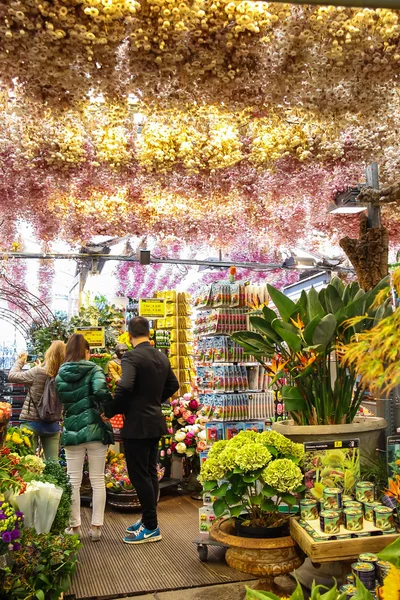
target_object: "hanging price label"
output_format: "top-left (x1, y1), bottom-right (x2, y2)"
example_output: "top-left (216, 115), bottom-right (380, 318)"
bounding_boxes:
top-left (139, 298), bottom-right (166, 319)
top-left (74, 326), bottom-right (105, 348)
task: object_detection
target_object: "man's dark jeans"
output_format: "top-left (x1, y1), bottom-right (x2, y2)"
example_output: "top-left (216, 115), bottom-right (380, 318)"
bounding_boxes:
top-left (123, 437), bottom-right (160, 531)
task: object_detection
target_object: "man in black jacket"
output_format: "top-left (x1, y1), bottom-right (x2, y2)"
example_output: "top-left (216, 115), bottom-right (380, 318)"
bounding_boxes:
top-left (105, 317), bottom-right (179, 544)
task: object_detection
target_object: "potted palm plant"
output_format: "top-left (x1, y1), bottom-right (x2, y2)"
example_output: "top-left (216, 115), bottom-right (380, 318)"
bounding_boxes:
top-left (232, 276), bottom-right (391, 453)
top-left (201, 430), bottom-right (305, 581)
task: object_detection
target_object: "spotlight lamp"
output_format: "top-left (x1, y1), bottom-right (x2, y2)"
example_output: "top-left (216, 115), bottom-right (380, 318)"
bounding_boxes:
top-left (328, 186), bottom-right (367, 215)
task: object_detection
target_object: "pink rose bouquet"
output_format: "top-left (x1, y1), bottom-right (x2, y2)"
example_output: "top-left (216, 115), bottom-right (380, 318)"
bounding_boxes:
top-left (170, 393), bottom-right (202, 428)
top-left (172, 425), bottom-right (207, 457)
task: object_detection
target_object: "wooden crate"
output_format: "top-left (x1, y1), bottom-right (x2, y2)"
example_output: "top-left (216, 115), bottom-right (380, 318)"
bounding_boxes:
top-left (290, 518), bottom-right (399, 563)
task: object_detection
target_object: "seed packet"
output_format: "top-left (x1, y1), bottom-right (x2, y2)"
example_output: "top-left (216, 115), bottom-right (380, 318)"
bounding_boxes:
top-left (214, 367), bottom-right (225, 392)
top-left (230, 283), bottom-right (240, 307)
top-left (206, 421), bottom-right (224, 444)
top-left (224, 421), bottom-right (245, 440)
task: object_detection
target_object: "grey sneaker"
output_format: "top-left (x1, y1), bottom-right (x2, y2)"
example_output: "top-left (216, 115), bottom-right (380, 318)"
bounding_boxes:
top-left (89, 527), bottom-right (101, 542)
top-left (65, 526), bottom-right (81, 537)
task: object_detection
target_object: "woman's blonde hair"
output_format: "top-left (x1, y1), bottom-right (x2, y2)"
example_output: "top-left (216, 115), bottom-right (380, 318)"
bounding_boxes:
top-left (44, 341), bottom-right (66, 378)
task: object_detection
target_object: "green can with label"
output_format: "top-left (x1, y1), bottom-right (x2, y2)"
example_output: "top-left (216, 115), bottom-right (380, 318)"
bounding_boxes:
top-left (355, 481), bottom-right (375, 503)
top-left (320, 510), bottom-right (341, 534)
top-left (344, 500), bottom-right (363, 509)
top-left (364, 501), bottom-right (382, 522)
top-left (300, 499), bottom-right (319, 521)
top-left (323, 487), bottom-right (343, 509)
top-left (373, 506), bottom-right (394, 531)
top-left (342, 495), bottom-right (354, 503)
top-left (343, 508), bottom-right (364, 531)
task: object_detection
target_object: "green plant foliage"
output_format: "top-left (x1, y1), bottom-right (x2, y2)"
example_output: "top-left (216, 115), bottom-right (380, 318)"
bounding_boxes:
top-left (68, 295), bottom-right (124, 350)
top-left (377, 535), bottom-right (400, 568)
top-left (360, 451), bottom-right (389, 500)
top-left (200, 430), bottom-right (304, 528)
top-left (0, 529), bottom-right (81, 600)
top-left (43, 460), bottom-right (72, 534)
top-left (28, 313), bottom-right (69, 355)
top-left (245, 581), bottom-right (347, 599)
top-left (232, 276), bottom-right (392, 425)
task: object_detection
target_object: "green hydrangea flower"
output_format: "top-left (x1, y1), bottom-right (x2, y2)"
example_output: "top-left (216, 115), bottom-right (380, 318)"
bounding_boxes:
top-left (199, 457), bottom-right (225, 484)
top-left (262, 458), bottom-right (303, 493)
top-left (234, 443), bottom-right (272, 472)
top-left (218, 447), bottom-right (239, 472)
top-left (226, 430), bottom-right (261, 448)
top-left (207, 440), bottom-right (229, 459)
top-left (260, 430), bottom-right (294, 455)
top-left (290, 441), bottom-right (305, 463)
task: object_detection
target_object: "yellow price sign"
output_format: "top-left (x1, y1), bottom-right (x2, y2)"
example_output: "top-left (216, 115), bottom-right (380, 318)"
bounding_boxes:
top-left (334, 441), bottom-right (343, 448)
top-left (139, 298), bottom-right (166, 319)
top-left (74, 327), bottom-right (105, 348)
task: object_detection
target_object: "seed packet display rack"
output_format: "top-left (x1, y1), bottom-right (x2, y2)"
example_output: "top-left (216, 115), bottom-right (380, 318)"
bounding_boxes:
top-left (193, 281), bottom-right (276, 561)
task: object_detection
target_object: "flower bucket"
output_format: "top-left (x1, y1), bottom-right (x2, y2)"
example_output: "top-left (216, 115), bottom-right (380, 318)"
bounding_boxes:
top-left (106, 490), bottom-right (141, 511)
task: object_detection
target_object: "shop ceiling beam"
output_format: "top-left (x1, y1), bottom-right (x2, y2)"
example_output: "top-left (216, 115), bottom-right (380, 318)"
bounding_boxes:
top-left (0, 252), bottom-right (354, 273)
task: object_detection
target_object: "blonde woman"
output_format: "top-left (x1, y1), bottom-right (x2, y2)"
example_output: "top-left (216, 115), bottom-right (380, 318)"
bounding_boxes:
top-left (8, 341), bottom-right (66, 460)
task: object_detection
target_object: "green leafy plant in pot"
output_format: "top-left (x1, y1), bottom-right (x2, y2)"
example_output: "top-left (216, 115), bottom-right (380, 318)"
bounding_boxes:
top-left (232, 276), bottom-right (391, 426)
top-left (199, 430), bottom-right (305, 538)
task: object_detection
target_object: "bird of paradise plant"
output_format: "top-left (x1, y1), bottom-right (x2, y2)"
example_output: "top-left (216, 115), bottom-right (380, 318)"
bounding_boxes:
top-left (232, 276), bottom-right (392, 425)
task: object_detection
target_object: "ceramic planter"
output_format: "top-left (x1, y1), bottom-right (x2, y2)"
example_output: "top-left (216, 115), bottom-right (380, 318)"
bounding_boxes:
top-left (272, 416), bottom-right (387, 458)
top-left (211, 517), bottom-right (304, 592)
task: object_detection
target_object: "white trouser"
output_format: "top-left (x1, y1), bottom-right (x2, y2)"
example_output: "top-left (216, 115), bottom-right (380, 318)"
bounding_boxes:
top-left (65, 441), bottom-right (107, 527)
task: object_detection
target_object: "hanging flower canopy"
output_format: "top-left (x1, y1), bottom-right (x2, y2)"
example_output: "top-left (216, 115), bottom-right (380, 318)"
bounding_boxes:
top-left (0, 1), bottom-right (399, 255)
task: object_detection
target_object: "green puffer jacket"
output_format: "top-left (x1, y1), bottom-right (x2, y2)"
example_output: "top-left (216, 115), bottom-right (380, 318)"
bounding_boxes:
top-left (56, 361), bottom-right (114, 447)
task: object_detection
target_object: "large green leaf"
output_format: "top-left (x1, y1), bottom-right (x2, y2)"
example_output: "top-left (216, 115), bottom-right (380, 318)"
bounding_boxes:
top-left (213, 498), bottom-right (228, 518)
top-left (312, 314), bottom-right (337, 348)
top-left (262, 484), bottom-right (278, 497)
top-left (318, 288), bottom-right (328, 313)
top-left (202, 480), bottom-right (218, 492)
top-left (280, 493), bottom-right (297, 506)
top-left (262, 305), bottom-right (278, 323)
top-left (377, 535), bottom-right (400, 567)
top-left (325, 285), bottom-right (344, 315)
top-left (281, 385), bottom-right (307, 412)
top-left (245, 587), bottom-right (281, 600)
top-left (307, 287), bottom-right (325, 321)
top-left (352, 577), bottom-right (375, 600)
top-left (273, 322), bottom-right (302, 352)
top-left (261, 499), bottom-right (276, 512)
top-left (330, 276), bottom-right (345, 297)
top-left (226, 488), bottom-right (242, 506)
top-left (231, 332), bottom-right (274, 355)
top-left (250, 316), bottom-right (283, 344)
top-left (230, 504), bottom-right (246, 518)
top-left (267, 284), bottom-right (296, 322)
top-left (303, 316), bottom-right (322, 346)
top-left (212, 482), bottom-right (230, 498)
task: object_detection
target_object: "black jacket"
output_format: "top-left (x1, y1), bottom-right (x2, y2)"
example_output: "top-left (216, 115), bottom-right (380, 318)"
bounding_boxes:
top-left (104, 342), bottom-right (179, 439)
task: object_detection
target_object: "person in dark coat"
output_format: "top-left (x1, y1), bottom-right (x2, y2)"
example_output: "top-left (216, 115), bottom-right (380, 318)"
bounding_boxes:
top-left (104, 316), bottom-right (179, 544)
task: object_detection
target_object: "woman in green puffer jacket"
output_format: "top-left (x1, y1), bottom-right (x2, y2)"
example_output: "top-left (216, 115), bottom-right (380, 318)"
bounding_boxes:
top-left (56, 334), bottom-right (114, 542)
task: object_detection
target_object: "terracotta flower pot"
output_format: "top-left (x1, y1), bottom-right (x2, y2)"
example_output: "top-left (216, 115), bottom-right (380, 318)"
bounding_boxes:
top-left (211, 517), bottom-right (304, 589)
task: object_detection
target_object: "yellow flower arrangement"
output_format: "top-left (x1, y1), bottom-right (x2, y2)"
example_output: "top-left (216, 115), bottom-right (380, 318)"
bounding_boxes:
top-left (382, 565), bottom-right (400, 600)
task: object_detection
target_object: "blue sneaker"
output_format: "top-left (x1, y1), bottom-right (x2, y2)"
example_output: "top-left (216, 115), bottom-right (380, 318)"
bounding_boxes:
top-left (123, 526), bottom-right (162, 544)
top-left (126, 519), bottom-right (142, 534)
